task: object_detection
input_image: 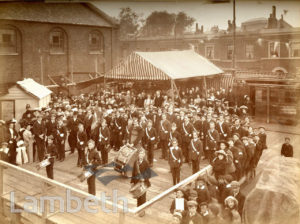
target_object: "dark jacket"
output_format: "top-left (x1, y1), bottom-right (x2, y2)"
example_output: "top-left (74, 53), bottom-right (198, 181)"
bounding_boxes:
top-left (189, 139), bottom-right (203, 161)
top-left (281, 143), bottom-right (293, 157)
top-left (84, 148), bottom-right (102, 171)
top-left (169, 146), bottom-right (183, 168)
top-left (130, 159), bottom-right (151, 187)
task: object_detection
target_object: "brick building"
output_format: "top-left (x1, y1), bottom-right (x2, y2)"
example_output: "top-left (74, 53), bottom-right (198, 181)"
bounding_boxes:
top-left (119, 6), bottom-right (300, 75)
top-left (0, 2), bottom-right (119, 87)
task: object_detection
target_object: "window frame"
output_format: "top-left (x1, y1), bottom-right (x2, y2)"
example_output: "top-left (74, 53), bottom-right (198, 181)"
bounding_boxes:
top-left (205, 44), bottom-right (215, 59)
top-left (245, 44), bottom-right (254, 59)
top-left (89, 30), bottom-right (104, 54)
top-left (289, 41), bottom-right (300, 57)
top-left (49, 28), bottom-right (66, 54)
top-left (268, 41), bottom-right (280, 58)
top-left (0, 28), bottom-right (17, 55)
top-left (227, 45), bottom-right (233, 60)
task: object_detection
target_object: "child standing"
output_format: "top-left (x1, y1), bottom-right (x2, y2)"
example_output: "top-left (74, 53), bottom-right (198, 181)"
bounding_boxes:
top-left (169, 138), bottom-right (183, 185)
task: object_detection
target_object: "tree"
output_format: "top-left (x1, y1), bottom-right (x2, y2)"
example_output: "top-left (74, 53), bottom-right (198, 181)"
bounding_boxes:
top-left (175, 12), bottom-right (195, 35)
top-left (142, 11), bottom-right (176, 36)
top-left (141, 11), bottom-right (195, 36)
top-left (118, 7), bottom-right (141, 38)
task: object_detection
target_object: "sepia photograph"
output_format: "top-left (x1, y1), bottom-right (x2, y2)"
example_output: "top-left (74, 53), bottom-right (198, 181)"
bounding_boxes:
top-left (0, 0), bottom-right (299, 224)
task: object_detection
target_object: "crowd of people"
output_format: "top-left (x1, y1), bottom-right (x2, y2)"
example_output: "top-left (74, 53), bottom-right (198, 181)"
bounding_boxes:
top-left (0, 85), bottom-right (273, 223)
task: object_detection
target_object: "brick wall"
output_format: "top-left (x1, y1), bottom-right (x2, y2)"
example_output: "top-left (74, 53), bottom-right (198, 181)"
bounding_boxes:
top-left (0, 20), bottom-right (117, 85)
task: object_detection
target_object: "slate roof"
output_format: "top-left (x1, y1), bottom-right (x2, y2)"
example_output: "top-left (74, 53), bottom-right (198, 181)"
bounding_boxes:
top-left (0, 2), bottom-right (118, 27)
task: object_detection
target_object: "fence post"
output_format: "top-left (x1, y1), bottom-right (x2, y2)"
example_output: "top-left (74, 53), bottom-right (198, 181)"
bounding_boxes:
top-left (118, 211), bottom-right (125, 224)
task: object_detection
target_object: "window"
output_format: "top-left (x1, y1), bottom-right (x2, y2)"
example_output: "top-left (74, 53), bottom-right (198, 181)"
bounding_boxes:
top-left (269, 41), bottom-right (280, 58)
top-left (245, 44), bottom-right (254, 59)
top-left (285, 91), bottom-right (296, 104)
top-left (49, 28), bottom-right (65, 54)
top-left (227, 45), bottom-right (233, 60)
top-left (0, 29), bottom-right (17, 54)
top-left (205, 45), bottom-right (214, 59)
top-left (290, 41), bottom-right (300, 57)
top-left (270, 89), bottom-right (278, 103)
top-left (89, 31), bottom-right (103, 53)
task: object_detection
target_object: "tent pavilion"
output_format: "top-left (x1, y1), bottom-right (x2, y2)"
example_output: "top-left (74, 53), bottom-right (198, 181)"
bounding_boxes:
top-left (105, 50), bottom-right (228, 98)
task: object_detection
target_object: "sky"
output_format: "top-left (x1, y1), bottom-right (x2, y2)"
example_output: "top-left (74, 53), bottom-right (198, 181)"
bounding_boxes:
top-left (94, 0), bottom-right (300, 31)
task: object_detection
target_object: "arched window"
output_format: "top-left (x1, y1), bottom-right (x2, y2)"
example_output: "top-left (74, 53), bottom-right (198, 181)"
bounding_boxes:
top-left (49, 28), bottom-right (66, 54)
top-left (0, 25), bottom-right (18, 54)
top-left (89, 30), bottom-right (104, 53)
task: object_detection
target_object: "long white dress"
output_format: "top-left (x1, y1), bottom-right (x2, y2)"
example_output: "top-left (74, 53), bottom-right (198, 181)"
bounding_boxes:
top-left (23, 129), bottom-right (34, 163)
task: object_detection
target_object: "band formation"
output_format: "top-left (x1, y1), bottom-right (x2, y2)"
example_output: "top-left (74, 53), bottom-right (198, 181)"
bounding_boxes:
top-left (0, 86), bottom-right (293, 224)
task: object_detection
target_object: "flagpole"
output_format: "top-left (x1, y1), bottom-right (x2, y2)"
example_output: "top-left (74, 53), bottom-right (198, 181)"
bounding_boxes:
top-left (232, 0), bottom-right (236, 78)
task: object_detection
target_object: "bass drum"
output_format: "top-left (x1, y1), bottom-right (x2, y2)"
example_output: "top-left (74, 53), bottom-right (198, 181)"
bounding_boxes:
top-left (114, 145), bottom-right (138, 177)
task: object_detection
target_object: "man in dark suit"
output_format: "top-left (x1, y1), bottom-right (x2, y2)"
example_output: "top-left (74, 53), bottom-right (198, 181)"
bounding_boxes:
top-left (144, 120), bottom-right (157, 167)
top-left (32, 115), bottom-right (45, 162)
top-left (159, 113), bottom-right (171, 160)
top-left (84, 109), bottom-right (94, 140)
top-left (45, 135), bottom-right (57, 179)
top-left (168, 122), bottom-right (182, 147)
top-left (77, 123), bottom-right (87, 167)
top-left (67, 111), bottom-right (81, 154)
top-left (84, 139), bottom-right (101, 195)
top-left (216, 114), bottom-right (230, 140)
top-left (94, 119), bottom-right (111, 164)
top-left (127, 118), bottom-right (144, 148)
top-left (189, 131), bottom-right (204, 174)
top-left (112, 110), bottom-right (124, 151)
top-left (169, 138), bottom-right (183, 185)
top-left (46, 114), bottom-right (57, 140)
top-left (153, 90), bottom-right (163, 108)
top-left (281, 137), bottom-right (293, 157)
top-left (205, 121), bottom-right (220, 162)
top-left (56, 118), bottom-right (67, 161)
top-left (181, 116), bottom-right (194, 163)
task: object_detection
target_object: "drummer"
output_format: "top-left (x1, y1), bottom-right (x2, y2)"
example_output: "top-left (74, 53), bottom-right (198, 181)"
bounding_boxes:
top-left (130, 149), bottom-right (151, 216)
top-left (84, 139), bottom-right (102, 195)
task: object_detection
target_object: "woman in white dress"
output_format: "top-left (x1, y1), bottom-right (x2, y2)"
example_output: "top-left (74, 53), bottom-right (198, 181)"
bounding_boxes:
top-left (23, 123), bottom-right (34, 163)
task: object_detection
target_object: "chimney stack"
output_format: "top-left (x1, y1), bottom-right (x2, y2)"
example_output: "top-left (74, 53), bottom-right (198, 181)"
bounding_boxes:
top-left (196, 23), bottom-right (199, 32)
top-left (201, 25), bottom-right (203, 33)
top-left (272, 5), bottom-right (276, 18)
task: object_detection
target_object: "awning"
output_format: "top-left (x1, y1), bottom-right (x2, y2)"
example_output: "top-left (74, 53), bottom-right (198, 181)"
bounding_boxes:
top-left (105, 50), bottom-right (223, 80)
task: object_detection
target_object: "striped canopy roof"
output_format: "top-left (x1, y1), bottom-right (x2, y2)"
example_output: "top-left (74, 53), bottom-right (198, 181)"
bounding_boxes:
top-left (106, 50), bottom-right (223, 80)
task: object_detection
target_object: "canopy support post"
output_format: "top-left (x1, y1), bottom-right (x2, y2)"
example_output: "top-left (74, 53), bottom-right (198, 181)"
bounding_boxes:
top-left (203, 76), bottom-right (207, 98)
top-left (171, 79), bottom-right (175, 103)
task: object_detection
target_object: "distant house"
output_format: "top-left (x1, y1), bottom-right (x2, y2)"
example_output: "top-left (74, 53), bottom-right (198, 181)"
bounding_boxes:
top-left (0, 78), bottom-right (52, 122)
top-left (119, 5), bottom-right (300, 75)
top-left (0, 2), bottom-right (119, 87)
